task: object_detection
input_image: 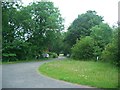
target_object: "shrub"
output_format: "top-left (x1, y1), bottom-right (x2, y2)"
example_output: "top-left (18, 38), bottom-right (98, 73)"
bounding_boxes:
top-left (71, 36), bottom-right (94, 60)
top-left (52, 53), bottom-right (58, 58)
top-left (101, 28), bottom-right (119, 66)
top-left (2, 53), bottom-right (17, 62)
top-left (48, 52), bottom-right (58, 58)
top-left (101, 42), bottom-right (118, 65)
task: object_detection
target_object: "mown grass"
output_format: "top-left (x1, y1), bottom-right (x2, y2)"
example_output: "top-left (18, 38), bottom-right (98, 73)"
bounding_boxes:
top-left (39, 59), bottom-right (118, 88)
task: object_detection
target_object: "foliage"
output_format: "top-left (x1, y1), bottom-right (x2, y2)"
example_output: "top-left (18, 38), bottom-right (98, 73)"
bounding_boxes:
top-left (2, 1), bottom-right (64, 61)
top-left (24, 1), bottom-right (64, 58)
top-left (2, 53), bottom-right (16, 62)
top-left (2, 1), bottom-right (117, 66)
top-left (63, 10), bottom-right (103, 54)
top-left (90, 23), bottom-right (113, 58)
top-left (71, 23), bottom-right (113, 61)
top-left (101, 28), bottom-right (119, 66)
top-left (47, 52), bottom-right (58, 58)
top-left (71, 36), bottom-right (94, 59)
top-left (2, 2), bottom-right (24, 61)
top-left (49, 32), bottom-right (64, 55)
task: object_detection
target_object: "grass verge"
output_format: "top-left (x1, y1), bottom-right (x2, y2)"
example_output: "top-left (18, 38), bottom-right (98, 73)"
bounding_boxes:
top-left (39, 59), bottom-right (118, 88)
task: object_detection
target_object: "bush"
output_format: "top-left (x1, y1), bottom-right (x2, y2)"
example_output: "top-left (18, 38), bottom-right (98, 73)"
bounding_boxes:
top-left (52, 53), bottom-right (58, 58)
top-left (48, 52), bottom-right (58, 58)
top-left (101, 28), bottom-right (119, 66)
top-left (71, 36), bottom-right (94, 60)
top-left (101, 42), bottom-right (118, 65)
top-left (2, 53), bottom-right (17, 62)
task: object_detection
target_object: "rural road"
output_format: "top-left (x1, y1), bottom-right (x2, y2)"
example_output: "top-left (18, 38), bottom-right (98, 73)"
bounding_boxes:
top-left (1, 56), bottom-right (94, 88)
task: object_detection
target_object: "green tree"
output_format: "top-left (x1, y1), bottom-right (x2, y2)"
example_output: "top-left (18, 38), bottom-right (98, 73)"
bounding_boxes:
top-left (90, 23), bottom-right (113, 58)
top-left (2, 2), bottom-right (25, 61)
top-left (101, 28), bottom-right (119, 65)
top-left (71, 36), bottom-right (94, 60)
top-left (64, 10), bottom-right (103, 54)
top-left (2, 1), bottom-right (64, 61)
top-left (26, 1), bottom-right (64, 57)
top-left (50, 32), bottom-right (64, 55)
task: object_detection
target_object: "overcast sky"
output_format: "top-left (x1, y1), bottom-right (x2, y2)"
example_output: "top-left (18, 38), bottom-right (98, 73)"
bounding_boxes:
top-left (22, 0), bottom-right (119, 30)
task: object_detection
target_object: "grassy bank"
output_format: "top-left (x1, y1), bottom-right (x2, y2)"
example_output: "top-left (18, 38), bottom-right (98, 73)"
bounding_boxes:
top-left (39, 59), bottom-right (118, 88)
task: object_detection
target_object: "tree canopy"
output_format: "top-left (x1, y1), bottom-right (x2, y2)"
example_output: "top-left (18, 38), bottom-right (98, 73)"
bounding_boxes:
top-left (2, 2), bottom-right (118, 66)
top-left (90, 23), bottom-right (113, 57)
top-left (63, 10), bottom-right (103, 54)
top-left (2, 1), bottom-right (64, 61)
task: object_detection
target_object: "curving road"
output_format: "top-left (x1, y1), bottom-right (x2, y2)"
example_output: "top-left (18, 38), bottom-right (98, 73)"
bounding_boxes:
top-left (2, 57), bottom-right (94, 88)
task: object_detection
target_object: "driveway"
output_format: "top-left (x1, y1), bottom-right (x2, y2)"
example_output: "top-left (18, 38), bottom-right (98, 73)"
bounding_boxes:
top-left (1, 57), bottom-right (94, 88)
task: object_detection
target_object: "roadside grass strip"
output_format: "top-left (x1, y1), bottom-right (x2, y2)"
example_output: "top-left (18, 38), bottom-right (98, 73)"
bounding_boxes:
top-left (39, 59), bottom-right (118, 88)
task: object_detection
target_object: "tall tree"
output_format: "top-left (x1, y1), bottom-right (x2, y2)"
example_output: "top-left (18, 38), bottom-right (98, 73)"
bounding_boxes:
top-left (26, 1), bottom-right (64, 56)
top-left (2, 1), bottom-right (64, 61)
top-left (2, 2), bottom-right (26, 61)
top-left (64, 10), bottom-right (103, 54)
top-left (101, 27), bottom-right (118, 65)
top-left (90, 23), bottom-right (113, 57)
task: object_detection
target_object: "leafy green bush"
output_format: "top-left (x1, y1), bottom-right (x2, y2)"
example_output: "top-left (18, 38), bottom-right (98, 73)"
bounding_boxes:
top-left (52, 53), bottom-right (58, 58)
top-left (48, 52), bottom-right (58, 58)
top-left (2, 53), bottom-right (17, 62)
top-left (101, 43), bottom-right (118, 65)
top-left (90, 23), bottom-right (113, 58)
top-left (71, 36), bottom-right (94, 60)
top-left (101, 41), bottom-right (118, 65)
top-left (101, 28), bottom-right (119, 66)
